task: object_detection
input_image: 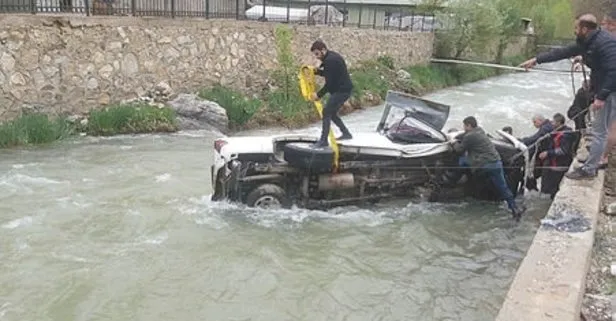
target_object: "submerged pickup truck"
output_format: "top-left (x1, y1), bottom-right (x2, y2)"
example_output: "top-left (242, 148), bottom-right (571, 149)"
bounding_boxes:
top-left (209, 90), bottom-right (530, 210)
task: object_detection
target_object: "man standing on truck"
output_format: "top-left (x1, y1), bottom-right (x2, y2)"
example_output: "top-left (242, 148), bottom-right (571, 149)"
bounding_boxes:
top-left (309, 40), bottom-right (354, 148)
top-left (453, 116), bottom-right (526, 221)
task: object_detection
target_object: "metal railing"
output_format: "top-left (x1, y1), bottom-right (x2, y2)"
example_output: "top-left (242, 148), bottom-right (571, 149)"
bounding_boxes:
top-left (0, 0), bottom-right (438, 32)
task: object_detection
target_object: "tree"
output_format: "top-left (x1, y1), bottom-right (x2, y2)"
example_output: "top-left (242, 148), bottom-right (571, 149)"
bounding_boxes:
top-left (493, 0), bottom-right (523, 63)
top-left (433, 0), bottom-right (499, 59)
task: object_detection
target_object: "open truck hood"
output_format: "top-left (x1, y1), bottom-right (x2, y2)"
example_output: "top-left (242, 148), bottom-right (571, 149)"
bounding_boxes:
top-left (376, 91), bottom-right (451, 133)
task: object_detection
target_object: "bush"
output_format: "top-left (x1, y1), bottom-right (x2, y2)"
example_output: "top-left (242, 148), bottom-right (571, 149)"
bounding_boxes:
top-left (86, 103), bottom-right (178, 136)
top-left (0, 113), bottom-right (75, 148)
top-left (349, 60), bottom-right (391, 101)
top-left (198, 85), bottom-right (262, 128)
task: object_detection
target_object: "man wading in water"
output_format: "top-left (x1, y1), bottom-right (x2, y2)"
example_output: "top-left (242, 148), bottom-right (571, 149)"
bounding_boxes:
top-left (309, 40), bottom-right (354, 148)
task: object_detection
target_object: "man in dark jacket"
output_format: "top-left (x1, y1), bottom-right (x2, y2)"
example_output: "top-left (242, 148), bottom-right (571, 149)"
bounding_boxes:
top-left (519, 13), bottom-right (616, 180)
top-left (537, 113), bottom-right (575, 199)
top-left (309, 40), bottom-right (354, 148)
top-left (520, 114), bottom-right (554, 147)
top-left (567, 80), bottom-right (592, 132)
top-left (453, 116), bottom-right (526, 221)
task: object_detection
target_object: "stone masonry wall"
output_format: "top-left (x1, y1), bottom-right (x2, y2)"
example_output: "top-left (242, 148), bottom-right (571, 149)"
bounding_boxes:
top-left (0, 14), bottom-right (434, 121)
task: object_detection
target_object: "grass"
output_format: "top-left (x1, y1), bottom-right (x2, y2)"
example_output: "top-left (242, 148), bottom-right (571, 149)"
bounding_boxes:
top-left (198, 85), bottom-right (262, 128)
top-left (86, 103), bottom-right (178, 136)
top-left (0, 54), bottom-right (527, 149)
top-left (0, 103), bottom-right (179, 148)
top-left (0, 114), bottom-right (75, 148)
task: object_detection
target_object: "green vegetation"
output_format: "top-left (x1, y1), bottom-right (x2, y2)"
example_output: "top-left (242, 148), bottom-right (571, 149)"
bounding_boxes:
top-left (86, 103), bottom-right (178, 136)
top-left (428, 0), bottom-right (574, 55)
top-left (0, 103), bottom-right (178, 148)
top-left (198, 85), bottom-right (262, 127)
top-left (0, 114), bottom-right (75, 148)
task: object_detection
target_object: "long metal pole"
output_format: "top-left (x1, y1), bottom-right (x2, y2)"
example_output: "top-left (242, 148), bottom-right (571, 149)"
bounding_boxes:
top-left (430, 58), bottom-right (587, 74)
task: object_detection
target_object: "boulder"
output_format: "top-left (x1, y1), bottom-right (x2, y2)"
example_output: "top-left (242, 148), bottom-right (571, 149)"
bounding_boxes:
top-left (167, 93), bottom-right (229, 133)
top-left (396, 69), bottom-right (411, 82)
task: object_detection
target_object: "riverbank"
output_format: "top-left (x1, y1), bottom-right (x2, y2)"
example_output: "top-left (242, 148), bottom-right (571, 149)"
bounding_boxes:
top-left (0, 55), bottom-right (525, 149)
top-left (495, 140), bottom-right (607, 321)
top-left (580, 149), bottom-right (616, 321)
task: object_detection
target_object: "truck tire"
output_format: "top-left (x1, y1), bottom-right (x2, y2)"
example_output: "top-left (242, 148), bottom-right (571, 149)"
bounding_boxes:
top-left (245, 183), bottom-right (293, 209)
top-left (283, 142), bottom-right (334, 172)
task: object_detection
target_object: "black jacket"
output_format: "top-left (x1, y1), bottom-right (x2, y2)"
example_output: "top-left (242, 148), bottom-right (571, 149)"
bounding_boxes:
top-left (538, 125), bottom-right (575, 170)
top-left (453, 127), bottom-right (501, 169)
top-left (567, 87), bottom-right (592, 120)
top-left (536, 29), bottom-right (616, 101)
top-left (315, 50), bottom-right (353, 98)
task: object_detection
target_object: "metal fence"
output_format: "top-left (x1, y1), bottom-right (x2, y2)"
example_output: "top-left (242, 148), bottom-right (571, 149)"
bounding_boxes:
top-left (0, 0), bottom-right (438, 32)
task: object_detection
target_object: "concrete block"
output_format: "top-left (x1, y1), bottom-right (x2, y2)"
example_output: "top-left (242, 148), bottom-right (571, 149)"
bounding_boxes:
top-left (494, 150), bottom-right (605, 321)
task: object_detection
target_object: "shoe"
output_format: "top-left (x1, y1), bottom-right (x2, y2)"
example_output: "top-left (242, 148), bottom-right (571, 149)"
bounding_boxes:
top-left (565, 167), bottom-right (596, 180)
top-left (599, 163), bottom-right (608, 170)
top-left (336, 133), bottom-right (353, 140)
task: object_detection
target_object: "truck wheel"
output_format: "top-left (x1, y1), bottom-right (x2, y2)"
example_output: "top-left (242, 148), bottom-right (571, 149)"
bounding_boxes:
top-left (245, 184), bottom-right (292, 209)
top-left (283, 142), bottom-right (334, 172)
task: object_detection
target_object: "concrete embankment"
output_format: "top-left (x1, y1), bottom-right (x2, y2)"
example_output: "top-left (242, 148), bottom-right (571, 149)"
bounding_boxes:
top-left (495, 142), bottom-right (606, 321)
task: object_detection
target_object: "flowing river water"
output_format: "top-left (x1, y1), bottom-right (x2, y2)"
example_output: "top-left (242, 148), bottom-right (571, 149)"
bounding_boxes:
top-left (0, 61), bottom-right (582, 321)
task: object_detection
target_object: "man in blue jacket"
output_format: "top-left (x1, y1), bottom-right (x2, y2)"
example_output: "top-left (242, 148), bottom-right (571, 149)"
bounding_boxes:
top-left (520, 114), bottom-right (554, 147)
top-left (309, 40), bottom-right (354, 148)
top-left (519, 13), bottom-right (616, 180)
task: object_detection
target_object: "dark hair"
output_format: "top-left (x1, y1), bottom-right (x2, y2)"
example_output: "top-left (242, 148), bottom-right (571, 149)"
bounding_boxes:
top-left (502, 126), bottom-right (513, 134)
top-left (576, 14), bottom-right (599, 29)
top-left (553, 113), bottom-right (566, 125)
top-left (310, 40), bottom-right (327, 51)
top-left (463, 116), bottom-right (477, 128)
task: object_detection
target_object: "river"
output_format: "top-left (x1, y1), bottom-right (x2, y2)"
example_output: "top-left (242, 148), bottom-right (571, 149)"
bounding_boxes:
top-left (0, 61), bottom-right (582, 321)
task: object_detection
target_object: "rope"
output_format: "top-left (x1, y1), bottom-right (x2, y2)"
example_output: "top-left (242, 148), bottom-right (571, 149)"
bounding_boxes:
top-left (430, 58), bottom-right (588, 74)
top-left (335, 164), bottom-right (576, 170)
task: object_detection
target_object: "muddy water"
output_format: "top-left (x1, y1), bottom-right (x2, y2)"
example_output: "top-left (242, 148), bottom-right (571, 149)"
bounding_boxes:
top-left (0, 61), bottom-right (581, 321)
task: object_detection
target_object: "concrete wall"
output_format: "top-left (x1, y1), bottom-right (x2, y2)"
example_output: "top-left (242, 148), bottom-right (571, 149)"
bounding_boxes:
top-left (495, 142), bottom-right (605, 321)
top-left (0, 14), bottom-right (434, 121)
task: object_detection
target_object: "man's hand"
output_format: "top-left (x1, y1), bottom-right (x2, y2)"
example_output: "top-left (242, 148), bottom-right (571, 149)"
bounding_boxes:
top-left (539, 151), bottom-right (548, 160)
top-left (310, 93), bottom-right (319, 101)
top-left (569, 55), bottom-right (584, 71)
top-left (518, 57), bottom-right (537, 71)
top-left (592, 99), bottom-right (605, 111)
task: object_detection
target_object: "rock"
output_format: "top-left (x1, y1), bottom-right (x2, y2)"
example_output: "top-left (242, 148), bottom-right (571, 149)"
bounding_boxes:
top-left (121, 53), bottom-right (139, 76)
top-left (166, 93), bottom-right (228, 133)
top-left (154, 81), bottom-right (172, 97)
top-left (606, 202), bottom-right (616, 215)
top-left (397, 69), bottom-right (411, 81)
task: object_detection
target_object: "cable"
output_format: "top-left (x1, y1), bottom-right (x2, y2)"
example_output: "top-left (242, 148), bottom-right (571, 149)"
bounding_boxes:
top-left (430, 58), bottom-right (588, 74)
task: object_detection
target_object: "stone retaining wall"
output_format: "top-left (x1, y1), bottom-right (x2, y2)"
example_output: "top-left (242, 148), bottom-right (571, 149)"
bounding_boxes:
top-left (0, 14), bottom-right (434, 121)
